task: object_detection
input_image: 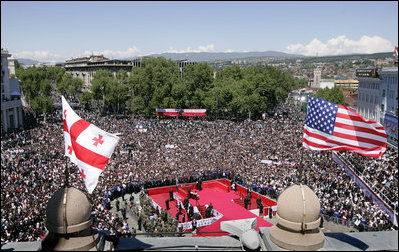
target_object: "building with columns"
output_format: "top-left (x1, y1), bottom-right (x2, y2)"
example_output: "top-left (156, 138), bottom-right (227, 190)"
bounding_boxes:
top-left (379, 67), bottom-right (398, 119)
top-left (356, 68), bottom-right (382, 122)
top-left (63, 55), bottom-right (133, 90)
top-left (1, 48), bottom-right (23, 134)
top-left (356, 67), bottom-right (398, 124)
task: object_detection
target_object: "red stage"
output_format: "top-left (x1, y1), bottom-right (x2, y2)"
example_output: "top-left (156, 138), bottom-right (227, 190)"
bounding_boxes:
top-left (147, 179), bottom-right (276, 236)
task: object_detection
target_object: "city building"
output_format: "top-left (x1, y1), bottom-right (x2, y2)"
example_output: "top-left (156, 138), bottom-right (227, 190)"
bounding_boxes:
top-left (63, 55), bottom-right (133, 90)
top-left (334, 77), bottom-right (359, 89)
top-left (311, 69), bottom-right (335, 89)
top-left (312, 68), bottom-right (321, 88)
top-left (356, 66), bottom-right (398, 126)
top-left (63, 56), bottom-right (197, 90)
top-left (379, 67), bottom-right (398, 118)
top-left (319, 79), bottom-right (335, 89)
top-left (356, 68), bottom-right (382, 122)
top-left (177, 59), bottom-right (197, 77)
top-left (1, 48), bottom-right (23, 134)
top-left (379, 66), bottom-right (398, 146)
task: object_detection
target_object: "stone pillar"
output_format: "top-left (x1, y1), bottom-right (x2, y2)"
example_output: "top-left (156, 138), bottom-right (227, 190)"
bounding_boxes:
top-left (18, 107), bottom-right (23, 127)
top-left (14, 107), bottom-right (18, 129)
top-left (2, 109), bottom-right (8, 133)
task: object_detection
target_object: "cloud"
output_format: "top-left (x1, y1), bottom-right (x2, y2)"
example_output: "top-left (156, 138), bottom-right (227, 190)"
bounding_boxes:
top-left (13, 50), bottom-right (64, 63)
top-left (164, 44), bottom-right (216, 53)
top-left (285, 35), bottom-right (393, 56)
top-left (81, 46), bottom-right (141, 59)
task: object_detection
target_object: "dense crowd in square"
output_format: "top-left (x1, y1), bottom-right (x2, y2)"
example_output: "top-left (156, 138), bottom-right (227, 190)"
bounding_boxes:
top-left (1, 100), bottom-right (397, 242)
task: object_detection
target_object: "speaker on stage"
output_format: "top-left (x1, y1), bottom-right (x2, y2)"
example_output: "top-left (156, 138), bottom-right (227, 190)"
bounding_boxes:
top-left (269, 207), bottom-right (273, 219)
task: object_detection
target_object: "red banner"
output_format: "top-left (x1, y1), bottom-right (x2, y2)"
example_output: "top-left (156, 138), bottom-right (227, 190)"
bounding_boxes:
top-left (156, 108), bottom-right (206, 117)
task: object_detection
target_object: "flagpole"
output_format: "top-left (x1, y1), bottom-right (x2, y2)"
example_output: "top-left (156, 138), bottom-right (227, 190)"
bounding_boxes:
top-left (65, 157), bottom-right (69, 187)
top-left (298, 142), bottom-right (304, 184)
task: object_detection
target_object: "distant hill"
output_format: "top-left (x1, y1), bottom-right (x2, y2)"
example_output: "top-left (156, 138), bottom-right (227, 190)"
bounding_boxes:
top-left (132, 51), bottom-right (305, 62)
top-left (15, 58), bottom-right (39, 66)
top-left (16, 51), bottom-right (393, 66)
top-left (300, 52), bottom-right (394, 63)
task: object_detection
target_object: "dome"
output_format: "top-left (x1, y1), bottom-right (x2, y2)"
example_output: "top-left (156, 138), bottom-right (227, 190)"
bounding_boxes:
top-left (269, 184), bottom-right (325, 251)
top-left (277, 184), bottom-right (320, 225)
top-left (46, 186), bottom-right (92, 234)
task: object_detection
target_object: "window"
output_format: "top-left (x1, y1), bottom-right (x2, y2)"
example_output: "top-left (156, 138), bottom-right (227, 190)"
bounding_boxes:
top-left (382, 89), bottom-right (386, 97)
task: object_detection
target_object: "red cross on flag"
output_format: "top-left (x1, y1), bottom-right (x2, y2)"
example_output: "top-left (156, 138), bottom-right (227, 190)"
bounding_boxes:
top-left (62, 96), bottom-right (120, 193)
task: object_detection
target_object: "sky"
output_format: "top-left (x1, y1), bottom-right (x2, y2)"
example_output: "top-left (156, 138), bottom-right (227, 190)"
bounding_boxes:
top-left (1, 1), bottom-right (398, 62)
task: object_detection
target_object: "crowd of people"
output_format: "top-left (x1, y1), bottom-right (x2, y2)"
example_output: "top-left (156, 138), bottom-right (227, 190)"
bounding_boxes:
top-left (1, 99), bottom-right (398, 242)
top-left (339, 149), bottom-right (398, 211)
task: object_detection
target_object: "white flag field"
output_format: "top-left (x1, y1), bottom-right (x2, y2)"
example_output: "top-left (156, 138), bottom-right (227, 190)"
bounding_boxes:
top-left (62, 96), bottom-right (120, 193)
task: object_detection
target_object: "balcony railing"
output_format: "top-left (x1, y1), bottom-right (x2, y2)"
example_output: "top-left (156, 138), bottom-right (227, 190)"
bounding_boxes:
top-left (1, 98), bottom-right (22, 109)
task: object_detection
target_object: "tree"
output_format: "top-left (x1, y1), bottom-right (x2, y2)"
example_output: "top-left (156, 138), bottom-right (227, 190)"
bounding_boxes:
top-left (204, 78), bottom-right (234, 119)
top-left (17, 66), bottom-right (55, 121)
top-left (181, 63), bottom-right (214, 108)
top-left (129, 57), bottom-right (180, 116)
top-left (91, 69), bottom-right (114, 113)
top-left (80, 91), bottom-right (93, 107)
top-left (56, 73), bottom-right (83, 101)
top-left (215, 65), bottom-right (242, 81)
top-left (315, 86), bottom-right (345, 105)
top-left (17, 66), bottom-right (45, 107)
top-left (31, 96), bottom-right (54, 123)
top-left (46, 66), bottom-right (65, 87)
top-left (106, 70), bottom-right (129, 114)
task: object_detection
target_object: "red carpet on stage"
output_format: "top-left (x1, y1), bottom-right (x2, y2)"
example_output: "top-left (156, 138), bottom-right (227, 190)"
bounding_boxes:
top-left (147, 179), bottom-right (275, 237)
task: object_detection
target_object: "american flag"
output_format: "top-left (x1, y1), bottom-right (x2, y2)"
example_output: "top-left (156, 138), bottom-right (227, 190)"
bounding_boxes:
top-left (302, 96), bottom-right (387, 158)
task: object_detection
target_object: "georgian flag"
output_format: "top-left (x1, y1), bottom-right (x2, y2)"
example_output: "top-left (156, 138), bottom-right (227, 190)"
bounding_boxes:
top-left (62, 96), bottom-right (120, 193)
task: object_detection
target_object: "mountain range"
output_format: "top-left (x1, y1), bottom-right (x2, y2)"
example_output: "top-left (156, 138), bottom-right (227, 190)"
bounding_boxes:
top-left (16, 58), bottom-right (40, 66)
top-left (140, 51), bottom-right (304, 62)
top-left (16, 50), bottom-right (393, 65)
top-left (15, 51), bottom-right (304, 66)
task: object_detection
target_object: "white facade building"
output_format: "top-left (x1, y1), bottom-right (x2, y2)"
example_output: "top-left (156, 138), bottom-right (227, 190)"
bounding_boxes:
top-left (357, 73), bottom-right (381, 122)
top-left (1, 49), bottom-right (23, 134)
top-left (379, 67), bottom-right (398, 119)
top-left (319, 79), bottom-right (335, 89)
top-left (357, 67), bottom-right (398, 124)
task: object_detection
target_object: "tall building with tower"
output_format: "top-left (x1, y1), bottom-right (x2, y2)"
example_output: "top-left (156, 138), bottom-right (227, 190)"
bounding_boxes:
top-left (312, 68), bottom-right (321, 88)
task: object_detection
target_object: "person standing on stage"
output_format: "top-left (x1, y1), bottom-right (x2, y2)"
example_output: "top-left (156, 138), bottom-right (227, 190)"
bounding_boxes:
top-left (192, 219), bottom-right (197, 232)
top-left (178, 202), bottom-right (183, 214)
top-left (116, 200), bottom-right (120, 212)
top-left (256, 196), bottom-right (262, 209)
top-left (183, 196), bottom-right (189, 210)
